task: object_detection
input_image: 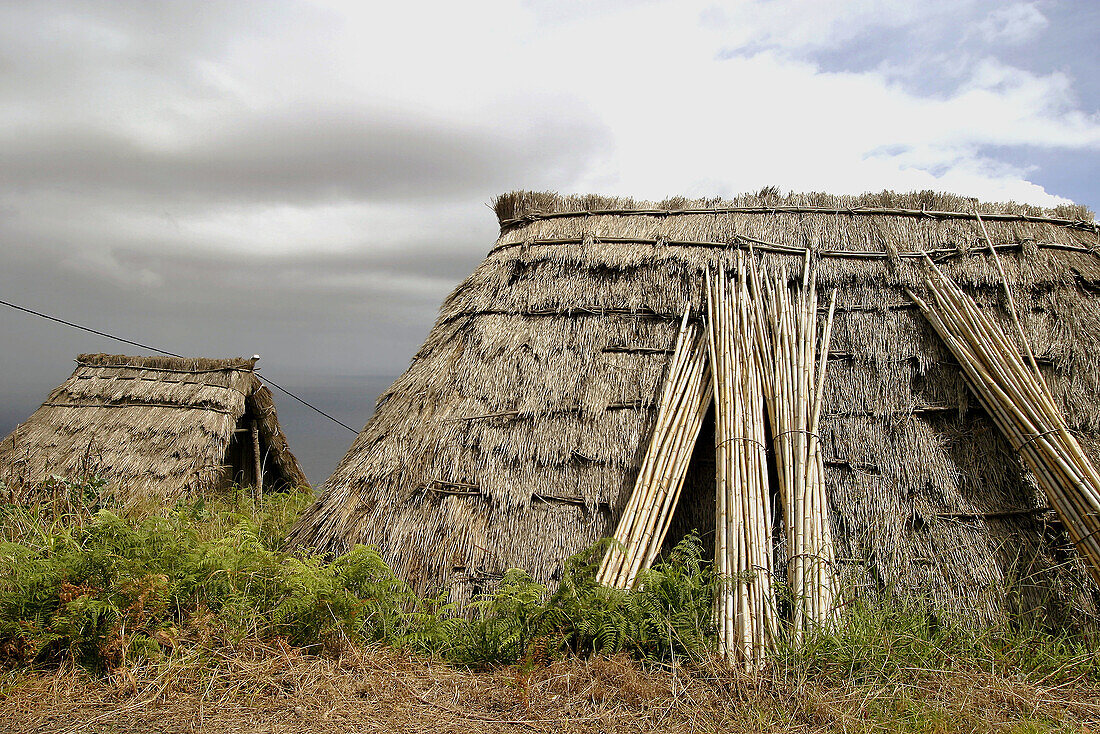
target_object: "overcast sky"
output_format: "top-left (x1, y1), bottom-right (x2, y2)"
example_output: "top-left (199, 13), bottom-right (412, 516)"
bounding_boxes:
top-left (1, 0), bottom-right (1097, 482)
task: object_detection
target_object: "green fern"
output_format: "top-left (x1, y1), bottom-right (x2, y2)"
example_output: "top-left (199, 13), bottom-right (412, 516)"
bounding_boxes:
top-left (7, 488), bottom-right (1096, 681)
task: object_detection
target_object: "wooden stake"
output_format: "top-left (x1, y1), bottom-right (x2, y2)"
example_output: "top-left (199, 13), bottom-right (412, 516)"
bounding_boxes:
top-left (251, 419), bottom-right (263, 500)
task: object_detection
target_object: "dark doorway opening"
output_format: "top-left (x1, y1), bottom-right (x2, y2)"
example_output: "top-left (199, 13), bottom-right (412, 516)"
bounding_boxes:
top-left (660, 404), bottom-right (716, 562)
top-left (657, 399), bottom-right (783, 576)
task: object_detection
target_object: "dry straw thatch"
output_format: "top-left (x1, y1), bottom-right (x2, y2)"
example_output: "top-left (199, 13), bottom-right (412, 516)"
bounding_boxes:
top-left (1, 354), bottom-right (308, 507)
top-left (291, 189), bottom-right (1100, 622)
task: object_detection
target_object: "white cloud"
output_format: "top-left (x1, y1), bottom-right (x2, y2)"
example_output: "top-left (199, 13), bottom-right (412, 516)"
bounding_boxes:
top-left (976, 2), bottom-right (1049, 44)
top-left (482, 2), bottom-right (1095, 205)
top-left (705, 0), bottom-right (972, 54)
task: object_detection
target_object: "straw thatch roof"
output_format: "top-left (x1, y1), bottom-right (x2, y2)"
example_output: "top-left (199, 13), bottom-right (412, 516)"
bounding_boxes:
top-left (290, 189), bottom-right (1100, 622)
top-left (1, 354), bottom-right (308, 507)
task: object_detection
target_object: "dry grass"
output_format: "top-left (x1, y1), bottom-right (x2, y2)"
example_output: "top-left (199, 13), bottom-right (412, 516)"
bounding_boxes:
top-left (3, 644), bottom-right (1099, 733)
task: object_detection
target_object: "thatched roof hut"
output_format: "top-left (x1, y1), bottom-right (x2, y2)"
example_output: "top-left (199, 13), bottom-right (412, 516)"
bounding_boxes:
top-left (290, 189), bottom-right (1100, 622)
top-left (1, 354), bottom-right (308, 507)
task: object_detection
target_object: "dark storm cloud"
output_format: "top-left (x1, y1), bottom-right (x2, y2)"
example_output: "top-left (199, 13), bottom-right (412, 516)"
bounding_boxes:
top-left (0, 0), bottom-right (608, 482)
top-left (96, 238), bottom-right (489, 326)
top-left (125, 245), bottom-right (486, 294)
top-left (0, 109), bottom-right (606, 206)
top-left (0, 183), bottom-right (493, 380)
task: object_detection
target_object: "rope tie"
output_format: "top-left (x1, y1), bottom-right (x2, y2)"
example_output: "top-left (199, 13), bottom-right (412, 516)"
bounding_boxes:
top-left (1071, 526), bottom-right (1100, 549)
top-left (786, 552), bottom-right (836, 566)
top-left (1016, 427), bottom-right (1070, 454)
top-left (715, 436), bottom-right (769, 452)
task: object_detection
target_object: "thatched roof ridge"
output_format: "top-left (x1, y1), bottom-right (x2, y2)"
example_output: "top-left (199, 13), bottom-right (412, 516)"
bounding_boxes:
top-left (494, 189), bottom-right (1097, 230)
top-left (1, 354), bottom-right (308, 507)
top-left (293, 189), bottom-right (1100, 623)
top-left (75, 353), bottom-right (258, 372)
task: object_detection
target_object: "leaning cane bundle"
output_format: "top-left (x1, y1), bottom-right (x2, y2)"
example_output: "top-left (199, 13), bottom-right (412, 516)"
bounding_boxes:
top-left (597, 306), bottom-right (713, 589)
top-left (601, 255), bottom-right (840, 667)
top-left (909, 256), bottom-right (1100, 588)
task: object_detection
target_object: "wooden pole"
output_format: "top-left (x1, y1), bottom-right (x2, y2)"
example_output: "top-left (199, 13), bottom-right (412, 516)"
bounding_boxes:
top-left (708, 259), bottom-right (782, 668)
top-left (599, 309), bottom-right (692, 584)
top-left (251, 419), bottom-right (263, 501)
top-left (748, 256), bottom-right (839, 637)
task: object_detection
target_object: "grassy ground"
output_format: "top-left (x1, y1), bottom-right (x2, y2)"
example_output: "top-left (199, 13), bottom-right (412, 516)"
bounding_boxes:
top-left (2, 485), bottom-right (1100, 732)
top-left (4, 646), bottom-right (1099, 733)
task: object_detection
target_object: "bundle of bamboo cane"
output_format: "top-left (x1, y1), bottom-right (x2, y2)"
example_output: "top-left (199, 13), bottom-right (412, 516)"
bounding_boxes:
top-left (909, 256), bottom-right (1100, 588)
top-left (597, 306), bottom-right (713, 589)
top-left (748, 252), bottom-right (839, 637)
top-left (601, 257), bottom-right (840, 667)
top-left (705, 260), bottom-right (778, 665)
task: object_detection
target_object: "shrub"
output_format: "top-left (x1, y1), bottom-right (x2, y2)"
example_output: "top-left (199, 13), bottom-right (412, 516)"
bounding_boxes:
top-left (0, 488), bottom-right (717, 670)
top-left (3, 480), bottom-right (1100, 684)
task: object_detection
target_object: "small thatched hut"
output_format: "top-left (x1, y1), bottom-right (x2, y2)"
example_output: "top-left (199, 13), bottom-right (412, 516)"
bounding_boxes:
top-left (1, 354), bottom-right (308, 506)
top-left (290, 190), bottom-right (1100, 622)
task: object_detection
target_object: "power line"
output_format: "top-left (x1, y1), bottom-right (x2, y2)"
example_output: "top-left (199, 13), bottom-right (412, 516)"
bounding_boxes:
top-left (255, 376), bottom-right (359, 433)
top-left (0, 298), bottom-right (184, 358)
top-left (0, 296), bottom-right (360, 434)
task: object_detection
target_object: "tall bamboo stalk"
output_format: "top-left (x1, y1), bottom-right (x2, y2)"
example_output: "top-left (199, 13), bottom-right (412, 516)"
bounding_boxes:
top-left (749, 253), bottom-right (839, 637)
top-left (707, 258), bottom-right (777, 668)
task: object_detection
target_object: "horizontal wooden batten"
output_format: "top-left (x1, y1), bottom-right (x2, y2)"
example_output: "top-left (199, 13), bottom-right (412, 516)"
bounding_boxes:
top-left (937, 508), bottom-right (1053, 521)
top-left (824, 405), bottom-right (959, 419)
top-left (531, 493), bottom-right (608, 509)
top-left (40, 400), bottom-right (235, 416)
top-left (492, 235), bottom-right (1097, 261)
top-left (72, 374), bottom-right (248, 394)
top-left (602, 346), bottom-right (675, 354)
top-left (74, 361), bottom-right (256, 375)
top-left (441, 307), bottom-right (698, 325)
top-left (823, 459), bottom-right (882, 474)
top-left (444, 401), bottom-right (657, 424)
